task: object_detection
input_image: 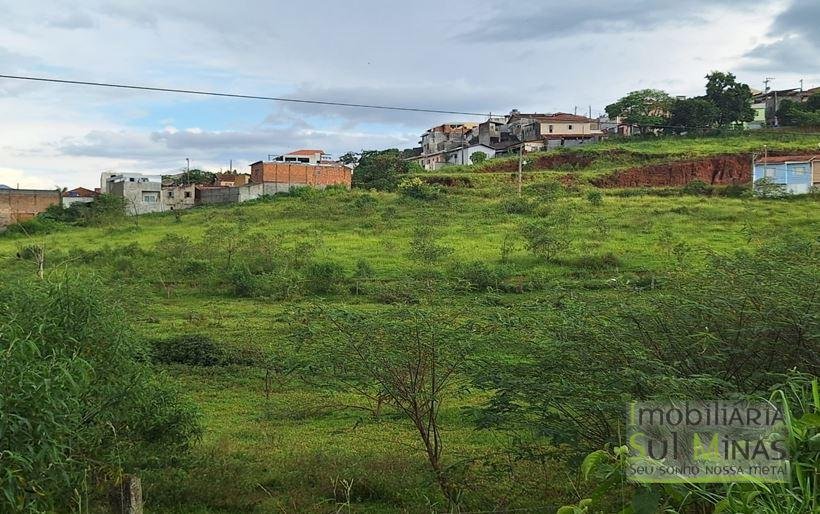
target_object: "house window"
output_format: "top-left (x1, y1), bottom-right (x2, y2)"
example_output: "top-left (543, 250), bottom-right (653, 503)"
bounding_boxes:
top-left (764, 167), bottom-right (776, 178)
top-left (167, 191), bottom-right (174, 198)
top-left (142, 192), bottom-right (159, 203)
top-left (549, 125), bottom-right (553, 133)
top-left (568, 125), bottom-right (573, 130)
top-left (184, 191), bottom-right (192, 198)
top-left (792, 165), bottom-right (807, 175)
top-left (129, 177), bottom-right (135, 182)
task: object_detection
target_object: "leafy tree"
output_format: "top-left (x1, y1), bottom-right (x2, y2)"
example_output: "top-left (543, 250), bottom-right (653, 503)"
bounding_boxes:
top-left (351, 149), bottom-right (411, 191)
top-left (477, 239), bottom-right (818, 451)
top-left (777, 95), bottom-right (820, 127)
top-left (289, 307), bottom-right (475, 508)
top-left (338, 151), bottom-right (360, 165)
top-left (605, 89), bottom-right (672, 133)
top-left (806, 92), bottom-right (820, 111)
top-left (0, 276), bottom-right (201, 512)
top-left (165, 168), bottom-right (216, 186)
top-left (470, 151), bottom-right (488, 165)
top-left (668, 97), bottom-right (719, 132)
top-left (704, 71), bottom-right (754, 125)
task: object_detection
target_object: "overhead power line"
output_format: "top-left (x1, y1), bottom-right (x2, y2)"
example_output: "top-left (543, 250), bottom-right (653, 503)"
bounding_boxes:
top-left (0, 74), bottom-right (492, 117)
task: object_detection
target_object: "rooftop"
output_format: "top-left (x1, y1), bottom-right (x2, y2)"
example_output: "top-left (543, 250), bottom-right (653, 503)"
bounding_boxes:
top-left (756, 154), bottom-right (818, 164)
top-left (286, 149), bottom-right (325, 156)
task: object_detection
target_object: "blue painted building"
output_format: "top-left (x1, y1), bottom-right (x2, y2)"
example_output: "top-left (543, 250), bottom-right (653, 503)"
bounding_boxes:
top-left (753, 155), bottom-right (819, 194)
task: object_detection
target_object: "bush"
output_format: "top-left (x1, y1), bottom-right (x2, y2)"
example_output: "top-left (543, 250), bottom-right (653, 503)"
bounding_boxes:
top-left (228, 265), bottom-right (260, 297)
top-left (151, 334), bottom-right (226, 367)
top-left (3, 216), bottom-right (62, 236)
top-left (470, 151), bottom-right (488, 165)
top-left (353, 193), bottom-right (379, 213)
top-left (499, 196), bottom-right (535, 214)
top-left (525, 179), bottom-right (563, 201)
top-left (304, 261), bottom-right (346, 294)
top-left (520, 220), bottom-right (570, 262)
top-left (397, 177), bottom-right (440, 200)
top-left (408, 226), bottom-right (454, 263)
top-left (682, 179), bottom-right (713, 196)
top-left (754, 177), bottom-right (789, 198)
top-left (586, 190), bottom-right (604, 206)
top-left (0, 277), bottom-right (201, 512)
top-left (719, 183), bottom-right (750, 198)
top-left (450, 261), bottom-right (505, 291)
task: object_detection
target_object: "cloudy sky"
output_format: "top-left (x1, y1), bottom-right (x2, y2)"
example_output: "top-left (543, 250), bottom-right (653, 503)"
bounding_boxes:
top-left (1, 0), bottom-right (817, 189)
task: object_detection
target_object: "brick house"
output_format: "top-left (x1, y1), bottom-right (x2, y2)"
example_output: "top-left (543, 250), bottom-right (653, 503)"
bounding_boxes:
top-left (1, 188), bottom-right (61, 227)
top-left (250, 150), bottom-right (352, 189)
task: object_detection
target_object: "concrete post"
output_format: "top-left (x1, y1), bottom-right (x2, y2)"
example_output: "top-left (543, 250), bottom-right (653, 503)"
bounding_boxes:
top-left (109, 474), bottom-right (143, 514)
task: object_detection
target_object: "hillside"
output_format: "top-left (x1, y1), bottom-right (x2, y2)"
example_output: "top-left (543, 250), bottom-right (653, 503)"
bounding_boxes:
top-left (1, 134), bottom-right (818, 513)
top-left (413, 131), bottom-right (820, 187)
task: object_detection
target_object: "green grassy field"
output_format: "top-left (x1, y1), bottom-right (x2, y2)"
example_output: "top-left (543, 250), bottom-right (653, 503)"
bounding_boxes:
top-left (1, 134), bottom-right (818, 513)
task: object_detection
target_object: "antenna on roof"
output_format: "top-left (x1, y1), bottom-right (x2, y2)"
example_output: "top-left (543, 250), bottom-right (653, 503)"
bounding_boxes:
top-left (764, 77), bottom-right (775, 93)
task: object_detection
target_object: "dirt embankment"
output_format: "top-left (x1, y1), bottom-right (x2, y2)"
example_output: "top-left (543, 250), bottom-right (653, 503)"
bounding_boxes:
top-left (481, 152), bottom-right (597, 173)
top-left (589, 154), bottom-right (753, 188)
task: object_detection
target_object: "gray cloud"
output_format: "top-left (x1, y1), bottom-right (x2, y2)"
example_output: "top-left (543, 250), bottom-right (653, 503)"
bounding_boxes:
top-left (46, 10), bottom-right (97, 29)
top-left (457, 0), bottom-right (763, 43)
top-left (743, 0), bottom-right (820, 72)
top-left (56, 125), bottom-right (416, 168)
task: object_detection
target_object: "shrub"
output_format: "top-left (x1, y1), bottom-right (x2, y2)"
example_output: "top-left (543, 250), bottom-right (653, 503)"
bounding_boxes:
top-left (719, 183), bottom-right (750, 198)
top-left (499, 196), bottom-right (535, 214)
top-left (398, 177), bottom-right (440, 200)
top-left (470, 151), bottom-right (488, 165)
top-left (304, 261), bottom-right (346, 294)
top-left (0, 277), bottom-right (201, 512)
top-left (408, 226), bottom-right (454, 263)
top-left (525, 179), bottom-right (563, 201)
top-left (354, 258), bottom-right (375, 279)
top-left (450, 261), bottom-right (505, 291)
top-left (754, 177), bottom-right (789, 198)
top-left (151, 334), bottom-right (226, 367)
top-left (565, 252), bottom-right (621, 271)
top-left (682, 179), bottom-right (713, 196)
top-left (586, 190), bottom-right (604, 206)
top-left (520, 220), bottom-right (570, 261)
top-left (287, 185), bottom-right (320, 199)
top-left (353, 193), bottom-right (378, 213)
top-left (228, 265), bottom-right (260, 297)
top-left (3, 216), bottom-right (62, 236)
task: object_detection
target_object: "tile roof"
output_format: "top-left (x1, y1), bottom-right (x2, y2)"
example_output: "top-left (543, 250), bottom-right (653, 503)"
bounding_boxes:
top-left (756, 154), bottom-right (818, 164)
top-left (287, 149), bottom-right (325, 156)
top-left (63, 187), bottom-right (99, 197)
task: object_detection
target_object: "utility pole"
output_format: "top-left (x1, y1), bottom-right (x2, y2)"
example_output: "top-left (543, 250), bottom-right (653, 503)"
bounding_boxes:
top-left (764, 77), bottom-right (774, 93)
top-left (186, 157), bottom-right (190, 183)
top-left (799, 79), bottom-right (803, 92)
top-left (517, 139), bottom-right (524, 197)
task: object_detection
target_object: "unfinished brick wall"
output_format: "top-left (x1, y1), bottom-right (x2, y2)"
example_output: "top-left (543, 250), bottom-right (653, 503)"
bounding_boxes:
top-left (250, 162), bottom-right (352, 188)
top-left (0, 189), bottom-right (61, 227)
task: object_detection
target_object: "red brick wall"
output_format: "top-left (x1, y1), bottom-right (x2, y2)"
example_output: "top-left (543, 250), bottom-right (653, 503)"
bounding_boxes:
top-left (250, 163), bottom-right (351, 187)
top-left (0, 189), bottom-right (61, 226)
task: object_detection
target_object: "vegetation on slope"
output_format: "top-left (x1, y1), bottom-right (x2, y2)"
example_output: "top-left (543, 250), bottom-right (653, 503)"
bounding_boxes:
top-left (1, 134), bottom-right (818, 512)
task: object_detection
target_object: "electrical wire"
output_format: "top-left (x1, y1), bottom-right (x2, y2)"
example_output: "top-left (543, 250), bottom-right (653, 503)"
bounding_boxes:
top-left (0, 74), bottom-right (493, 117)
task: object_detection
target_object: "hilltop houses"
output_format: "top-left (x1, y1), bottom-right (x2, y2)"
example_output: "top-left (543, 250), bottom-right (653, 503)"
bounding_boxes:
top-left (411, 110), bottom-right (604, 170)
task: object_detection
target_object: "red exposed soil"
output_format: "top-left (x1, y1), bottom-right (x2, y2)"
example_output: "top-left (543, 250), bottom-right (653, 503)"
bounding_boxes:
top-left (589, 154), bottom-right (753, 188)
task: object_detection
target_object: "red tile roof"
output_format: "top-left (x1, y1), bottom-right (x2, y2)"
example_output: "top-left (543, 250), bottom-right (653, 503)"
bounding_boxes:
top-left (63, 187), bottom-right (99, 198)
top-left (756, 155), bottom-right (818, 164)
top-left (287, 149), bottom-right (325, 156)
